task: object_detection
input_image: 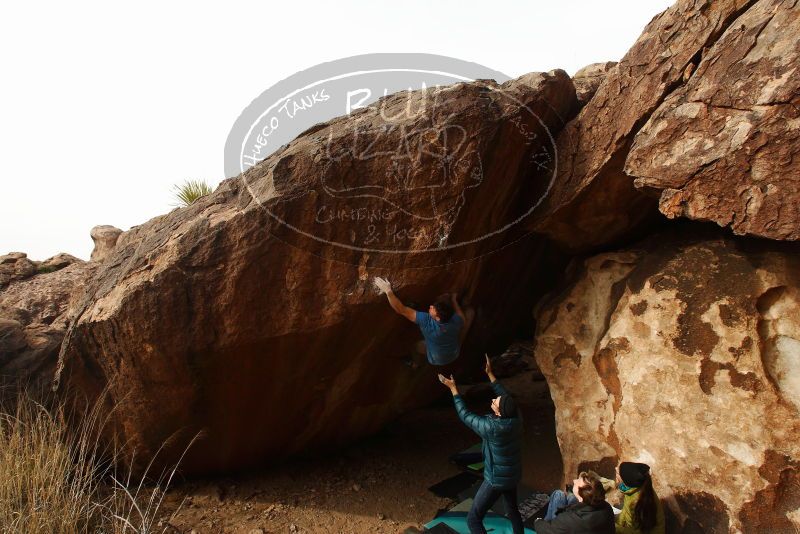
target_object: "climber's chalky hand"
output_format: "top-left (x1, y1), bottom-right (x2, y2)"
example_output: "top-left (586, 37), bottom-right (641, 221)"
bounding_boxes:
top-left (373, 277), bottom-right (392, 295)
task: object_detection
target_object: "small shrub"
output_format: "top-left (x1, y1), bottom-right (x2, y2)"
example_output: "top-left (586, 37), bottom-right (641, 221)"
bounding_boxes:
top-left (171, 180), bottom-right (213, 207)
top-left (36, 265), bottom-right (58, 274)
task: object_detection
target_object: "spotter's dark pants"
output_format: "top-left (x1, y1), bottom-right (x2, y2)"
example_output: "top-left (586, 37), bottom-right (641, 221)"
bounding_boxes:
top-left (467, 479), bottom-right (524, 534)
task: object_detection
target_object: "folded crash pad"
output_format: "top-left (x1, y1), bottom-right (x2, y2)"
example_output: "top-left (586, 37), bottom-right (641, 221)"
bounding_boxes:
top-left (428, 472), bottom-right (481, 499)
top-left (449, 443), bottom-right (482, 467)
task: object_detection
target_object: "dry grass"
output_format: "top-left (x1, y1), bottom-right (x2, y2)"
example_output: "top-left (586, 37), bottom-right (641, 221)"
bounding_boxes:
top-left (0, 386), bottom-right (191, 534)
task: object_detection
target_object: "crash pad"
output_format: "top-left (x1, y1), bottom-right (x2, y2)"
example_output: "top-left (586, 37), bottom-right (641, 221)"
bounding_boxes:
top-left (425, 511), bottom-right (537, 533)
top-left (428, 472), bottom-right (479, 499)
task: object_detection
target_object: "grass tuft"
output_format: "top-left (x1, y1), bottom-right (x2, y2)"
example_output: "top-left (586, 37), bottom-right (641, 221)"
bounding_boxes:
top-left (0, 385), bottom-right (192, 533)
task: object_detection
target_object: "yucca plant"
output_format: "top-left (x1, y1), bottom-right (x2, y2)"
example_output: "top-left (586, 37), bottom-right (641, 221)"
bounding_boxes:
top-left (171, 179), bottom-right (213, 207)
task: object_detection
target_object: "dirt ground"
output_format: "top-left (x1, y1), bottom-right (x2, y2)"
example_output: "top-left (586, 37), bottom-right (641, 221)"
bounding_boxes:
top-left (155, 366), bottom-right (562, 534)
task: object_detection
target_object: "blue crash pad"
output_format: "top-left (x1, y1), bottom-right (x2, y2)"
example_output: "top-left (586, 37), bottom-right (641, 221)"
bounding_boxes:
top-left (425, 511), bottom-right (536, 533)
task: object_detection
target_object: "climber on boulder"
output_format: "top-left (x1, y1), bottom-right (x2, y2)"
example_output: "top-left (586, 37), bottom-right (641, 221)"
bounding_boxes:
top-left (373, 276), bottom-right (473, 369)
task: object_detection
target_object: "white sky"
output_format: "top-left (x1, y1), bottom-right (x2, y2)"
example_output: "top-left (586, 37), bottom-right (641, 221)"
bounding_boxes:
top-left (0, 0), bottom-right (674, 261)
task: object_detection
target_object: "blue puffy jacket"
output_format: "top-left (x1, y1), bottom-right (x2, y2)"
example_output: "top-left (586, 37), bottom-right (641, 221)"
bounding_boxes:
top-left (453, 381), bottom-right (523, 490)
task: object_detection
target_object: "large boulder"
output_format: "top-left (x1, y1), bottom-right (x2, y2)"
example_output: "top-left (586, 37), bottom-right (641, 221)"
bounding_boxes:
top-left (0, 258), bottom-right (98, 383)
top-left (533, 0), bottom-right (799, 251)
top-left (55, 70), bottom-right (578, 474)
top-left (1, 251), bottom-right (83, 290)
top-left (571, 61), bottom-right (617, 107)
top-left (0, 252), bottom-right (38, 288)
top-left (90, 225), bottom-right (123, 262)
top-left (38, 252), bottom-right (83, 272)
top-left (625, 0), bottom-right (800, 240)
top-left (533, 228), bottom-right (800, 532)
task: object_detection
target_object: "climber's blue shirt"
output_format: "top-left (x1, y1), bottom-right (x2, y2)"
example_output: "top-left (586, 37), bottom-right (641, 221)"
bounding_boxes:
top-left (415, 311), bottom-right (464, 365)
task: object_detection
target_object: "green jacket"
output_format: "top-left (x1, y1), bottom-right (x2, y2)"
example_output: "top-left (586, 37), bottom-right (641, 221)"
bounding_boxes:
top-left (452, 381), bottom-right (523, 490)
top-left (616, 485), bottom-right (665, 534)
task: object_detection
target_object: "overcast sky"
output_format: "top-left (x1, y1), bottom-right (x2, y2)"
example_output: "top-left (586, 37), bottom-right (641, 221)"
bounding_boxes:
top-left (0, 0), bottom-right (674, 261)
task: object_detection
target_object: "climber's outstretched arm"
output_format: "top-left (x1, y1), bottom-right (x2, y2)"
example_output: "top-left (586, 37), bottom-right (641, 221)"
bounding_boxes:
top-left (386, 289), bottom-right (416, 322)
top-left (374, 277), bottom-right (416, 322)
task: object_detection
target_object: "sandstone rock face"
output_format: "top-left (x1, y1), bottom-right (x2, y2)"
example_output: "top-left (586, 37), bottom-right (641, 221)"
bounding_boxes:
top-left (90, 225), bottom-right (123, 262)
top-left (533, 229), bottom-right (800, 532)
top-left (56, 71), bottom-right (578, 474)
top-left (39, 253), bottom-right (82, 272)
top-left (0, 252), bottom-right (38, 288)
top-left (0, 259), bottom-right (98, 383)
top-left (1, 251), bottom-right (83, 290)
top-left (571, 62), bottom-right (617, 107)
top-left (532, 0), bottom-right (800, 251)
top-left (625, 0), bottom-right (800, 241)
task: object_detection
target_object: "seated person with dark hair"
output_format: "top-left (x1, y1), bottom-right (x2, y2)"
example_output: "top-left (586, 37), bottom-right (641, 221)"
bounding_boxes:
top-left (534, 470), bottom-right (615, 534)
